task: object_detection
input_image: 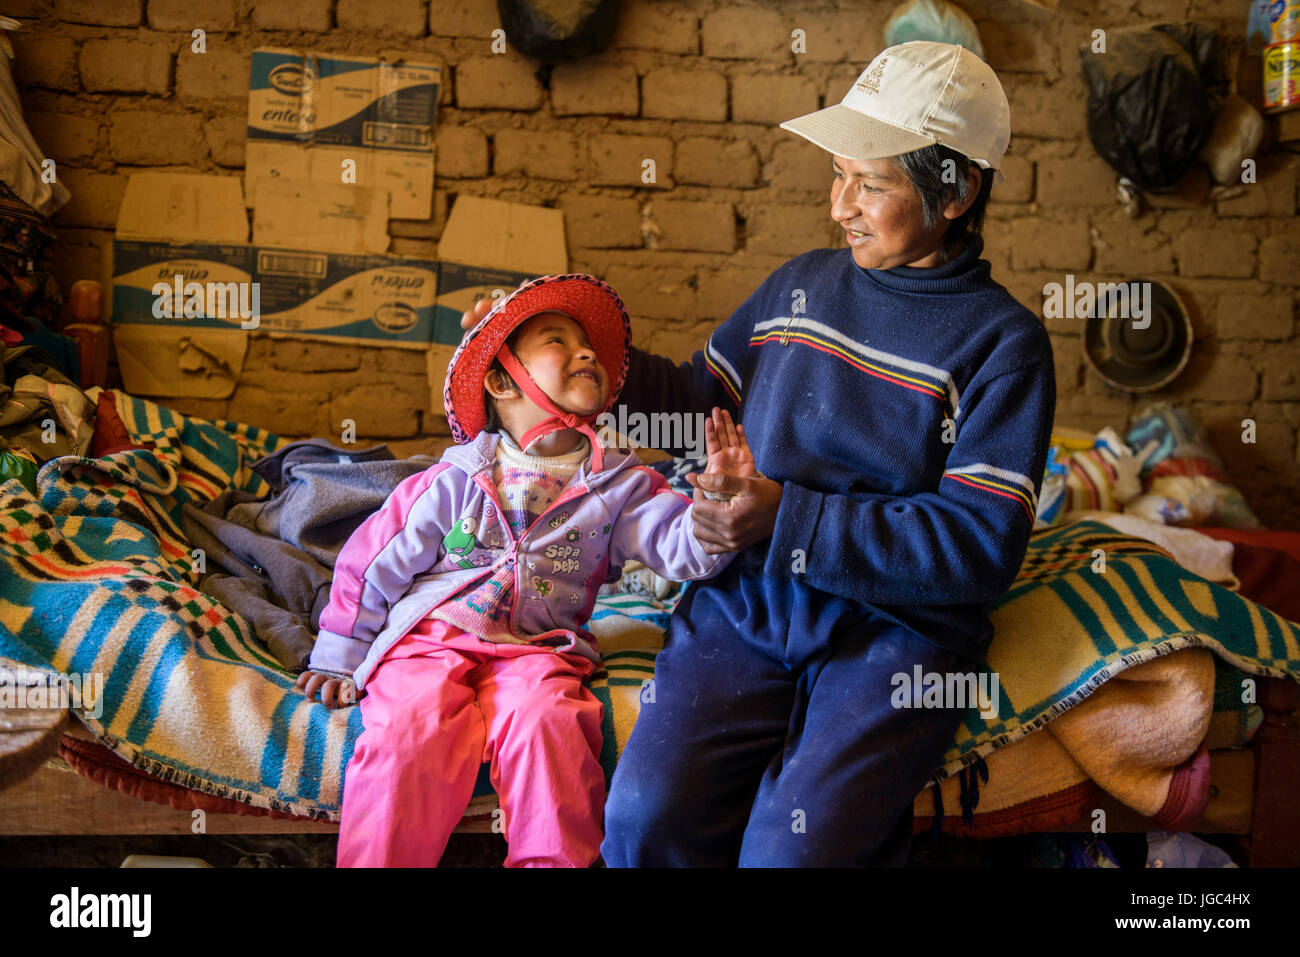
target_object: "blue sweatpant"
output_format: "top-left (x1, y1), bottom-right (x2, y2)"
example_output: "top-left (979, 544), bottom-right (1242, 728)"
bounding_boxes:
top-left (601, 580), bottom-right (981, 867)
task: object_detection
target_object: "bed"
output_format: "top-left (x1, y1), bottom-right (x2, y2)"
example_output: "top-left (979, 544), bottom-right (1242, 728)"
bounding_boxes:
top-left (2, 388), bottom-right (1298, 866)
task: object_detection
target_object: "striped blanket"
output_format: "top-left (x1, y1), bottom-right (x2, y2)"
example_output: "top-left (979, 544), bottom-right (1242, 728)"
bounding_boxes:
top-left (1, 392), bottom-right (1297, 820)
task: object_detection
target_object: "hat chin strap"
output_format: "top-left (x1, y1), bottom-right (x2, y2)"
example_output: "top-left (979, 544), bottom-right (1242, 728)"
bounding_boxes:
top-left (495, 346), bottom-right (605, 471)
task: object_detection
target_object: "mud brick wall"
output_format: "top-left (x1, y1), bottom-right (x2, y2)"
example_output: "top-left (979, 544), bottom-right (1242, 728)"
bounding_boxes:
top-left (12, 0), bottom-right (1300, 527)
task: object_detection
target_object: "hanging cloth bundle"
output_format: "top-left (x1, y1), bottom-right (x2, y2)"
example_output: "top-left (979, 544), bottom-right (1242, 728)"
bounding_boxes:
top-left (496, 0), bottom-right (622, 62)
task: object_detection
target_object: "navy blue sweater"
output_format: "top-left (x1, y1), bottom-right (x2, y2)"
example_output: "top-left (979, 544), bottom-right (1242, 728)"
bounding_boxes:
top-left (618, 237), bottom-right (1056, 663)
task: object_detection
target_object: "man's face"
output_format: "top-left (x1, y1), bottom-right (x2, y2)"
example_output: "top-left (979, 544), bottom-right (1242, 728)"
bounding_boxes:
top-left (507, 312), bottom-right (609, 416)
top-left (829, 154), bottom-right (950, 270)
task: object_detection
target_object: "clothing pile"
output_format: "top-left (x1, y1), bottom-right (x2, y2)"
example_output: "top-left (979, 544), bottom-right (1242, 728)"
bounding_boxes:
top-left (181, 440), bottom-right (435, 671)
top-left (0, 347), bottom-right (439, 672)
top-left (1033, 402), bottom-right (1262, 531)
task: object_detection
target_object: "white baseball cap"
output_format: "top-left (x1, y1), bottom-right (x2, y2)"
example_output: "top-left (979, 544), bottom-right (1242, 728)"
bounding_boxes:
top-left (780, 41), bottom-right (1010, 186)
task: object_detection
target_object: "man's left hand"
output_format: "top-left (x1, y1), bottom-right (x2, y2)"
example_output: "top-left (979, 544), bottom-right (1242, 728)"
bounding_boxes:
top-left (685, 472), bottom-right (783, 554)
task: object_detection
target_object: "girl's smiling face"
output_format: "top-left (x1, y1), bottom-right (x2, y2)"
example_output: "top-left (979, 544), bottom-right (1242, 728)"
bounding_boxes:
top-left (505, 311), bottom-right (609, 416)
top-left (830, 154), bottom-right (956, 271)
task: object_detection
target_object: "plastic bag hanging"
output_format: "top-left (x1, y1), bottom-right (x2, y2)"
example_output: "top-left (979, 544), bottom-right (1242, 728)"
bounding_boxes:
top-left (1079, 23), bottom-right (1224, 194)
top-left (883, 0), bottom-right (984, 58)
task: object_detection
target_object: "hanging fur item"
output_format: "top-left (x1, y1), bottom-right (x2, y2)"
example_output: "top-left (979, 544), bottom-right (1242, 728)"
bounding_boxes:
top-left (497, 0), bottom-right (622, 62)
top-left (1199, 93), bottom-right (1264, 185)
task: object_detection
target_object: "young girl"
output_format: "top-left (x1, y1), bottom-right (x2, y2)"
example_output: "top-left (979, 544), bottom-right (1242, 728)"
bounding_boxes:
top-left (296, 273), bottom-right (753, 867)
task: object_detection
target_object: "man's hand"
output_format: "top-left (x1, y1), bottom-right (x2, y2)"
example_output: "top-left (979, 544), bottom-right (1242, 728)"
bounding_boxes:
top-left (460, 296), bottom-right (494, 331)
top-left (296, 670), bottom-right (357, 709)
top-left (684, 471), bottom-right (783, 554)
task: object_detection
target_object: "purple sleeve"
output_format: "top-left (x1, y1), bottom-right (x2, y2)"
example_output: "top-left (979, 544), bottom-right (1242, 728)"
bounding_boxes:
top-left (605, 465), bottom-right (735, 581)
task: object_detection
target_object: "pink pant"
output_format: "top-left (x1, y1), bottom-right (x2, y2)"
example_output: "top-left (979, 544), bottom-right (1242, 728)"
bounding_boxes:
top-left (336, 618), bottom-right (605, 868)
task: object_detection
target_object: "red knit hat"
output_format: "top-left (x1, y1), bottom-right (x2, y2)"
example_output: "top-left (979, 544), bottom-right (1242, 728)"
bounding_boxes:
top-left (443, 274), bottom-right (630, 465)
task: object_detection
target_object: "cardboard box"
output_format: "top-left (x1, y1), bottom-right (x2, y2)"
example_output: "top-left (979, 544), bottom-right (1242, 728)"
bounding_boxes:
top-left (246, 48), bottom-right (440, 219)
top-left (117, 173), bottom-right (249, 243)
top-left (251, 177), bottom-right (389, 254)
top-left (109, 175), bottom-right (567, 417)
top-left (432, 195), bottom-right (567, 342)
top-left (108, 174), bottom-right (253, 399)
top-left (113, 241), bottom-right (438, 341)
top-left (109, 172), bottom-right (438, 398)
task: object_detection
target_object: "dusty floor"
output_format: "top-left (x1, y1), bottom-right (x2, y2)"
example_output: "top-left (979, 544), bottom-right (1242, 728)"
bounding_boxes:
top-left (0, 829), bottom-right (1223, 868)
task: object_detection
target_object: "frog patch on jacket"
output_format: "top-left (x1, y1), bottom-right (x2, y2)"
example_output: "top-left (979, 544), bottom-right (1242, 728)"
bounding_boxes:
top-left (441, 516), bottom-right (484, 570)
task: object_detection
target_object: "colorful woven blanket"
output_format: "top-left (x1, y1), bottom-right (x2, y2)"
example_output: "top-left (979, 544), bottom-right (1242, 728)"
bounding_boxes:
top-left (2, 393), bottom-right (1297, 821)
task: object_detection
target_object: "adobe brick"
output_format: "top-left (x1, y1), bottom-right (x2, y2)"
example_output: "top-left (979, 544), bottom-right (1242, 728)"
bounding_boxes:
top-left (148, 0), bottom-right (237, 30)
top-left (675, 136), bottom-right (759, 188)
top-left (551, 62), bottom-right (638, 116)
top-left (650, 199), bottom-right (735, 253)
top-left (701, 7), bottom-right (788, 62)
top-left (587, 133), bottom-right (673, 188)
top-left (731, 73), bottom-right (818, 126)
top-left (435, 125), bottom-right (488, 178)
top-left (642, 68), bottom-right (727, 122)
top-left (559, 195), bottom-right (643, 249)
top-left (55, 0), bottom-right (142, 26)
top-left (455, 55), bottom-right (543, 110)
top-left (493, 128), bottom-right (579, 181)
top-left (252, 0), bottom-right (331, 31)
top-left (81, 39), bottom-right (172, 94)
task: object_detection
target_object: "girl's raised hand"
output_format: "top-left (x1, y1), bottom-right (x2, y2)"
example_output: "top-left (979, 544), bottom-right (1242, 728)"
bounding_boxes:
top-left (688, 408), bottom-right (755, 501)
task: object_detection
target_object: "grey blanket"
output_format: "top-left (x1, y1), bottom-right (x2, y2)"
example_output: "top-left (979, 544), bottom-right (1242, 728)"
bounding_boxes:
top-left (233, 439), bottom-right (436, 566)
top-left (182, 440), bottom-right (437, 670)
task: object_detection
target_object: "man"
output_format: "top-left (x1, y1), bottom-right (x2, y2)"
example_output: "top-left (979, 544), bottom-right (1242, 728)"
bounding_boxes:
top-left (464, 42), bottom-right (1055, 866)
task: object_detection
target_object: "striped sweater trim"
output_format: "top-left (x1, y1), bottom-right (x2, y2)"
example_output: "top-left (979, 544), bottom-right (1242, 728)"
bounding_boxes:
top-left (943, 462), bottom-right (1037, 519)
top-left (704, 337), bottom-right (742, 403)
top-left (750, 317), bottom-right (961, 416)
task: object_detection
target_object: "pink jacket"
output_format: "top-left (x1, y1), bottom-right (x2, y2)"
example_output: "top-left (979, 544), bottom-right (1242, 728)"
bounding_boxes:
top-left (308, 430), bottom-right (733, 690)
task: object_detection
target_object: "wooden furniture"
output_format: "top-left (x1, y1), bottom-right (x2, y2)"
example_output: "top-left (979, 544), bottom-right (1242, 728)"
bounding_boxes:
top-left (0, 664), bottom-right (68, 794)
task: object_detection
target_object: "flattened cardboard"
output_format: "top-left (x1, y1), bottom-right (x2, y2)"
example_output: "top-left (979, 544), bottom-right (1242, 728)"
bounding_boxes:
top-left (245, 140), bottom-right (435, 221)
top-left (426, 196), bottom-right (569, 406)
top-left (111, 326), bottom-right (249, 399)
top-left (112, 241), bottom-right (437, 344)
top-left (248, 47), bottom-right (440, 146)
top-left (116, 173), bottom-right (249, 243)
top-left (246, 47), bottom-right (440, 219)
top-left (252, 177), bottom-right (389, 254)
top-left (109, 174), bottom-right (253, 398)
top-left (433, 195), bottom-right (567, 345)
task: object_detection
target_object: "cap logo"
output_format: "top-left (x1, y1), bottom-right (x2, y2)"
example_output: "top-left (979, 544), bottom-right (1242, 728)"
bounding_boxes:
top-left (854, 57), bottom-right (888, 96)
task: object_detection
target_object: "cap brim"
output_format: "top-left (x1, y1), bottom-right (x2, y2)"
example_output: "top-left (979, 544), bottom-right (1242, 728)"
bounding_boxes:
top-left (781, 103), bottom-right (1007, 186)
top-left (780, 103), bottom-right (937, 162)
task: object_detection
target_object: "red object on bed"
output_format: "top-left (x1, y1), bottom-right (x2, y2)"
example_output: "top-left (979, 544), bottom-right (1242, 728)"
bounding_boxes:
top-left (1195, 528), bottom-right (1300, 619)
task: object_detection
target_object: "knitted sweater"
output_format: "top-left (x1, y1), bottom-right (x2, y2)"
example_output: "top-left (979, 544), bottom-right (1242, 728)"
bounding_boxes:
top-left (617, 236), bottom-right (1056, 662)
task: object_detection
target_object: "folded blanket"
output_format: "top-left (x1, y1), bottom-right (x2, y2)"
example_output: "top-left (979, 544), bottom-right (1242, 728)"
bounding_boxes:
top-left (914, 646), bottom-right (1217, 833)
